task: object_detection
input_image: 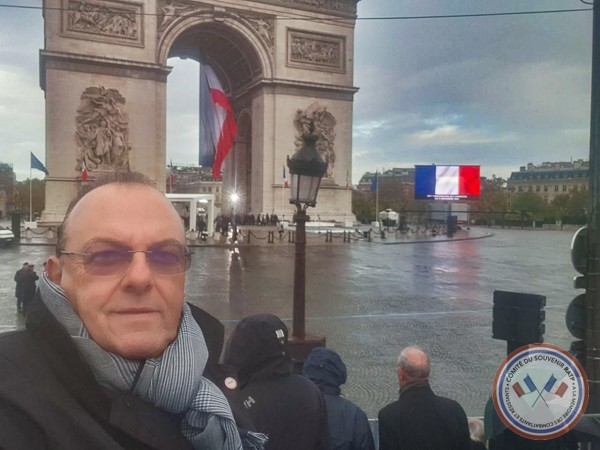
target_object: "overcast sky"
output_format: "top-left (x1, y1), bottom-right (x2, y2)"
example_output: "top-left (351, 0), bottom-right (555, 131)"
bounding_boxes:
top-left (0, 1), bottom-right (594, 182)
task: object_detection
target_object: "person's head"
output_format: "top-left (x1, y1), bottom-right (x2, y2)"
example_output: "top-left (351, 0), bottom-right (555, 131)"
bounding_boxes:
top-left (302, 347), bottom-right (347, 394)
top-left (47, 171), bottom-right (190, 359)
top-left (22, 262), bottom-right (28, 269)
top-left (396, 345), bottom-right (430, 387)
top-left (468, 418), bottom-right (485, 443)
top-left (224, 314), bottom-right (291, 387)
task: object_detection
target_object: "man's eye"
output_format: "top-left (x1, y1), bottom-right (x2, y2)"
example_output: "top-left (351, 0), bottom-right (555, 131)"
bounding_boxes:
top-left (88, 250), bottom-right (128, 265)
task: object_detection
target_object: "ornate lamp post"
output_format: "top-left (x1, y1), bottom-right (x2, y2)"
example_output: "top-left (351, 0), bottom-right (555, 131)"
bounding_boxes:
top-left (286, 123), bottom-right (327, 369)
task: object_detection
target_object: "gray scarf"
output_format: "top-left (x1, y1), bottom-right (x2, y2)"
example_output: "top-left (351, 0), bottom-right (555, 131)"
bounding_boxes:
top-left (39, 273), bottom-right (242, 450)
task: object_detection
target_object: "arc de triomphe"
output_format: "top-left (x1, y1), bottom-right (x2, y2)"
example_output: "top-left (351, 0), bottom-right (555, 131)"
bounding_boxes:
top-left (39, 0), bottom-right (359, 225)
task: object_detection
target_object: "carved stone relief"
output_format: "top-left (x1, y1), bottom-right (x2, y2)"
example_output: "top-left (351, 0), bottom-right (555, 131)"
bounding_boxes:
top-left (245, 16), bottom-right (275, 54)
top-left (158, 0), bottom-right (198, 35)
top-left (288, 29), bottom-right (344, 73)
top-left (63, 0), bottom-right (143, 46)
top-left (75, 86), bottom-right (131, 174)
top-left (294, 103), bottom-right (337, 178)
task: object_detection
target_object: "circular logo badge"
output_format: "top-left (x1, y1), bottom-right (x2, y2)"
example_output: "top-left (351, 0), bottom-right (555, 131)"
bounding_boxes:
top-left (492, 344), bottom-right (588, 440)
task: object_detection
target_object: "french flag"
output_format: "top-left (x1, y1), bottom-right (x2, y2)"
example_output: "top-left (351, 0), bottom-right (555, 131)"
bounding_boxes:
top-left (283, 165), bottom-right (289, 188)
top-left (200, 64), bottom-right (237, 181)
top-left (512, 374), bottom-right (537, 397)
top-left (81, 159), bottom-right (88, 182)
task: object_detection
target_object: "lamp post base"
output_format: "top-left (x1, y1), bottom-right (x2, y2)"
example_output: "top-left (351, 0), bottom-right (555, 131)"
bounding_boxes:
top-left (287, 335), bottom-right (326, 374)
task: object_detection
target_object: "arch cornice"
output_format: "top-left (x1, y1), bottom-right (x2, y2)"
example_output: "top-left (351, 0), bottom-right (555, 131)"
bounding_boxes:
top-left (157, 12), bottom-right (273, 82)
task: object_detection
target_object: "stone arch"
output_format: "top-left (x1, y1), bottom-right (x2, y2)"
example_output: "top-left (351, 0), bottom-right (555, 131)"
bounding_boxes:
top-left (157, 15), bottom-right (273, 91)
top-left (225, 108), bottom-right (253, 212)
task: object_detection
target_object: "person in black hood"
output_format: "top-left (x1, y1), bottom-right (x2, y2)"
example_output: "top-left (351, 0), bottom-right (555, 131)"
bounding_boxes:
top-left (224, 314), bottom-right (329, 450)
top-left (303, 347), bottom-right (375, 450)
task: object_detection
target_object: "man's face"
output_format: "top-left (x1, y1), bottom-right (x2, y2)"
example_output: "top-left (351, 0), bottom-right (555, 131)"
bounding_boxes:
top-left (47, 184), bottom-right (186, 359)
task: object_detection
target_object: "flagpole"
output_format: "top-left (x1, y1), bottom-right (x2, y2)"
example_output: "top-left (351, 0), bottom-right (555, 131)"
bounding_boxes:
top-left (29, 166), bottom-right (32, 222)
top-left (375, 171), bottom-right (379, 224)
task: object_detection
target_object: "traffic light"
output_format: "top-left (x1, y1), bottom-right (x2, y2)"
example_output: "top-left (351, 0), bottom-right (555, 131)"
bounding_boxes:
top-left (492, 290), bottom-right (546, 355)
top-left (567, 226), bottom-right (587, 368)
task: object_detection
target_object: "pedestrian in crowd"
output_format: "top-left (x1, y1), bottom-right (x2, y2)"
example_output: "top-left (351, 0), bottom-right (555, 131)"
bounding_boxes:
top-left (13, 262), bottom-right (28, 313)
top-left (303, 347), bottom-right (375, 450)
top-left (224, 314), bottom-right (330, 450)
top-left (468, 418), bottom-right (487, 450)
top-left (378, 345), bottom-right (471, 450)
top-left (20, 263), bottom-right (39, 314)
top-left (0, 171), bottom-right (244, 449)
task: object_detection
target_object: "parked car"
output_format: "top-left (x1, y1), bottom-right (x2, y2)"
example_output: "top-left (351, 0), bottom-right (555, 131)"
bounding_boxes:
top-left (0, 226), bottom-right (15, 247)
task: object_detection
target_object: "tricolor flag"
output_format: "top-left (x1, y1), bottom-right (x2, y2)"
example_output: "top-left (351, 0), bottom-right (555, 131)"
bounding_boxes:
top-left (30, 152), bottom-right (49, 176)
top-left (283, 165), bottom-right (289, 188)
top-left (543, 374), bottom-right (569, 398)
top-left (200, 64), bottom-right (237, 181)
top-left (512, 374), bottom-right (537, 397)
top-left (81, 159), bottom-right (88, 181)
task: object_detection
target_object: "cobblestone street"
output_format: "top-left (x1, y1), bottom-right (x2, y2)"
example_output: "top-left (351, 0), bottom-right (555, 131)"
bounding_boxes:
top-left (0, 227), bottom-right (577, 419)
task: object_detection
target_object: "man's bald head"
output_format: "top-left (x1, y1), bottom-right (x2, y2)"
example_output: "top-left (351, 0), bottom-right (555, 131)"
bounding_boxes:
top-left (396, 346), bottom-right (431, 386)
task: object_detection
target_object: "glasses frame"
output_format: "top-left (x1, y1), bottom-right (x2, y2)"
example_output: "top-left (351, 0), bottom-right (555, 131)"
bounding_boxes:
top-left (59, 245), bottom-right (193, 276)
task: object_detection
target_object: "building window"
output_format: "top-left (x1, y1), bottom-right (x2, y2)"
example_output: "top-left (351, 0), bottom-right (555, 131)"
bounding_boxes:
top-left (563, 185), bottom-right (567, 191)
top-left (543, 185), bottom-right (548, 192)
top-left (554, 185), bottom-right (559, 192)
top-left (528, 186), bottom-right (533, 192)
top-left (543, 196), bottom-right (548, 203)
top-left (536, 186), bottom-right (540, 192)
top-left (518, 186), bottom-right (523, 192)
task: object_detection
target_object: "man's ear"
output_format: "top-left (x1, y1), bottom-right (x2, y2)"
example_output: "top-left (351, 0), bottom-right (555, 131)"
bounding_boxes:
top-left (46, 256), bottom-right (63, 285)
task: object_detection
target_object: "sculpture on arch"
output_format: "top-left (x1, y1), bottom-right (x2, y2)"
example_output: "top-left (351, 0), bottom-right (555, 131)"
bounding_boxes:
top-left (75, 86), bottom-right (131, 174)
top-left (294, 102), bottom-right (337, 178)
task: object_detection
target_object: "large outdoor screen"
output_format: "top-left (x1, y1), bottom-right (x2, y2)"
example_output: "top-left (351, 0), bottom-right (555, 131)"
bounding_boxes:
top-left (414, 165), bottom-right (480, 201)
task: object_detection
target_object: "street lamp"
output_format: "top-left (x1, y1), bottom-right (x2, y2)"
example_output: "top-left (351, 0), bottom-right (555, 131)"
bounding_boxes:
top-left (286, 122), bottom-right (327, 369)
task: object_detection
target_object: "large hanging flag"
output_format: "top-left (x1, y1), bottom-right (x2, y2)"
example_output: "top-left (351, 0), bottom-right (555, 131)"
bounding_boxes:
top-left (200, 64), bottom-right (237, 180)
top-left (30, 152), bottom-right (49, 175)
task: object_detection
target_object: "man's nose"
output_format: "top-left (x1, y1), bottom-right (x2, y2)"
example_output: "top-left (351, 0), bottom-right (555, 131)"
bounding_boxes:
top-left (122, 252), bottom-right (153, 290)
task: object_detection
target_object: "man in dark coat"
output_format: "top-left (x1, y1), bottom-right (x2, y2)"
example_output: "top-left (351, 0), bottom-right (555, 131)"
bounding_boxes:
top-left (13, 262), bottom-right (28, 313)
top-left (377, 346), bottom-right (471, 450)
top-left (0, 172), bottom-right (242, 449)
top-left (224, 314), bottom-right (330, 450)
top-left (303, 347), bottom-right (375, 450)
top-left (20, 264), bottom-right (39, 313)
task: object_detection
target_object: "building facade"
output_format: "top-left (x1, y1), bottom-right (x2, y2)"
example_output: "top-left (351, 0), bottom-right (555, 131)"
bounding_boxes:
top-left (507, 160), bottom-right (589, 203)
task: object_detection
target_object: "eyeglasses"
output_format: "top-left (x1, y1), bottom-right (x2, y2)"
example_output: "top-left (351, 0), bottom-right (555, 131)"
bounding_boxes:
top-left (59, 243), bottom-right (193, 276)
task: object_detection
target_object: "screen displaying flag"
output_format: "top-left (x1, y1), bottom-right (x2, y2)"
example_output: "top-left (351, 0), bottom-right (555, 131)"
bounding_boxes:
top-left (414, 165), bottom-right (480, 200)
top-left (30, 152), bottom-right (49, 176)
top-left (81, 159), bottom-right (88, 181)
top-left (199, 64), bottom-right (237, 181)
top-left (283, 165), bottom-right (289, 188)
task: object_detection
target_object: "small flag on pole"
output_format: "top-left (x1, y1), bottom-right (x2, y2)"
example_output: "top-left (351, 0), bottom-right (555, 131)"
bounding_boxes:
top-left (81, 159), bottom-right (88, 181)
top-left (283, 165), bottom-right (289, 188)
top-left (30, 152), bottom-right (49, 175)
top-left (370, 172), bottom-right (378, 192)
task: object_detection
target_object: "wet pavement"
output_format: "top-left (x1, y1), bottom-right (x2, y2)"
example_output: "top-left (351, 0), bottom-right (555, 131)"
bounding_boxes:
top-left (0, 227), bottom-right (578, 419)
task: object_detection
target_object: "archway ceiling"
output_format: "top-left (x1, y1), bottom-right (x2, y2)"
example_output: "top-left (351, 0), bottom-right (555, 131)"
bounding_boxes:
top-left (168, 25), bottom-right (263, 95)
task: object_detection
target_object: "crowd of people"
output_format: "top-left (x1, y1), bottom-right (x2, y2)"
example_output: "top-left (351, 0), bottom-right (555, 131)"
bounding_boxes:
top-left (3, 171), bottom-right (592, 449)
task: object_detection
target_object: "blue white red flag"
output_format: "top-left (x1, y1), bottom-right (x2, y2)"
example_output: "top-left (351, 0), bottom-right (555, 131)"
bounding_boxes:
top-left (200, 65), bottom-right (237, 181)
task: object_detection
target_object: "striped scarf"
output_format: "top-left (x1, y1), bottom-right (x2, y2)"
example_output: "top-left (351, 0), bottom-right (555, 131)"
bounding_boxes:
top-left (39, 273), bottom-right (242, 450)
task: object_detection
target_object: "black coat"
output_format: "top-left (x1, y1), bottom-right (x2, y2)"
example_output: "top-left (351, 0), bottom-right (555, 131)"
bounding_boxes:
top-left (377, 383), bottom-right (471, 450)
top-left (224, 314), bottom-right (329, 450)
top-left (0, 293), bottom-right (225, 449)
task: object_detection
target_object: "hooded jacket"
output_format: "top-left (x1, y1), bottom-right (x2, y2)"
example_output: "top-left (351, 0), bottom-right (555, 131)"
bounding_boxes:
top-left (224, 314), bottom-right (329, 450)
top-left (303, 347), bottom-right (375, 450)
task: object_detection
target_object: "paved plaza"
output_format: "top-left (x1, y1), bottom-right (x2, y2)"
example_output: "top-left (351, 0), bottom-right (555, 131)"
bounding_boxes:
top-left (0, 227), bottom-right (578, 419)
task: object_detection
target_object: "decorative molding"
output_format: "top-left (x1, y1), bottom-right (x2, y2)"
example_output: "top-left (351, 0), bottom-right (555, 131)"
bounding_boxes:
top-left (158, 0), bottom-right (199, 37)
top-left (293, 102), bottom-right (337, 178)
top-left (62, 0), bottom-right (144, 47)
top-left (255, 0), bottom-right (357, 16)
top-left (287, 29), bottom-right (345, 73)
top-left (75, 86), bottom-right (131, 174)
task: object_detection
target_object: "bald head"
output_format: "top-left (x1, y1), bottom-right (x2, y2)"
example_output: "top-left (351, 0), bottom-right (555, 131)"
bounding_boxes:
top-left (396, 346), bottom-right (430, 387)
